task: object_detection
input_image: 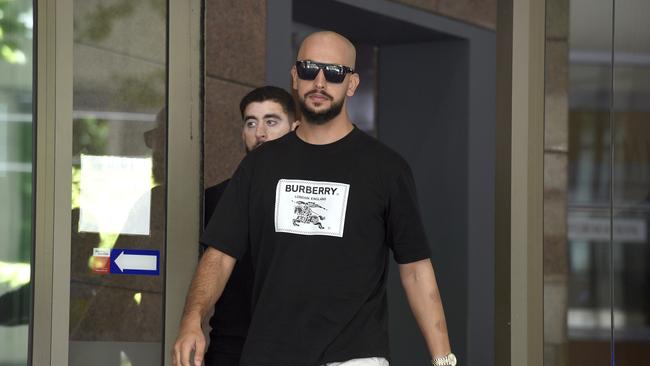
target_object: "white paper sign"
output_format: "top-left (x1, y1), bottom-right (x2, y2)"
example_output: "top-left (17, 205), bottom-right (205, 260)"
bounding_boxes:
top-left (79, 155), bottom-right (152, 235)
top-left (274, 179), bottom-right (350, 237)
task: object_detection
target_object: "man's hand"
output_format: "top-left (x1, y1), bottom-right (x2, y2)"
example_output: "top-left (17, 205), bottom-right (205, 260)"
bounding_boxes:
top-left (172, 315), bottom-right (205, 366)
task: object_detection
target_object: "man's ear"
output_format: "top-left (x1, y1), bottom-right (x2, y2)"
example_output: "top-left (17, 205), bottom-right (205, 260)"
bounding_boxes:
top-left (291, 120), bottom-right (300, 131)
top-left (346, 73), bottom-right (360, 97)
top-left (291, 66), bottom-right (298, 90)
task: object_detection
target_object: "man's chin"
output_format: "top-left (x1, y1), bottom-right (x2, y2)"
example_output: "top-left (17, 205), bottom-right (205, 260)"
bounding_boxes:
top-left (299, 97), bottom-right (344, 125)
top-left (302, 112), bottom-right (338, 125)
top-left (305, 102), bottom-right (329, 112)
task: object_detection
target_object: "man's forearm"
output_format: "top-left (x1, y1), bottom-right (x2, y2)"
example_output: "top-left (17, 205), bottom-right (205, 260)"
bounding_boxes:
top-left (399, 259), bottom-right (451, 358)
top-left (181, 247), bottom-right (236, 325)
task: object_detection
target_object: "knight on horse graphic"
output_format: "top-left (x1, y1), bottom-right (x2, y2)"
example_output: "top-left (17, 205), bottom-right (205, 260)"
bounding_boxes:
top-left (292, 201), bottom-right (327, 229)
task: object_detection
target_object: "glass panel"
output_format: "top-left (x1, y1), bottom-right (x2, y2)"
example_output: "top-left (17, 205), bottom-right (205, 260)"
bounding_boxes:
top-left (565, 68), bottom-right (614, 362)
top-left (0, 0), bottom-right (34, 364)
top-left (544, 0), bottom-right (615, 364)
top-left (68, 1), bottom-right (167, 364)
top-left (564, 0), bottom-right (617, 360)
top-left (612, 1), bottom-right (650, 363)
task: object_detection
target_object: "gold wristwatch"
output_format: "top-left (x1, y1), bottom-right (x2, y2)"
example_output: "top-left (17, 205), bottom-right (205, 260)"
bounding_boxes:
top-left (431, 353), bottom-right (457, 366)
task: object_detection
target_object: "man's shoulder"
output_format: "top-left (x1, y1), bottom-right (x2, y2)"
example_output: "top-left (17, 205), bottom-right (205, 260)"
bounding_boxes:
top-left (256, 131), bottom-right (295, 153)
top-left (355, 130), bottom-right (411, 170)
top-left (204, 179), bottom-right (231, 225)
top-left (205, 179), bottom-right (231, 198)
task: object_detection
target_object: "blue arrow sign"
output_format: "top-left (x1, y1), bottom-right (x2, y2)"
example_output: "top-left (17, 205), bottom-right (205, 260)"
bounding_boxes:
top-left (110, 249), bottom-right (160, 276)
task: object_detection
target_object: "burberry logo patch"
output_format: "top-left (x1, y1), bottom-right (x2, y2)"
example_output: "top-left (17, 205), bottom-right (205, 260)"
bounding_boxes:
top-left (275, 179), bottom-right (350, 237)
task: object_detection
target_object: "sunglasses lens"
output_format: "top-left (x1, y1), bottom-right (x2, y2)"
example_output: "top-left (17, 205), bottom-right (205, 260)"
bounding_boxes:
top-left (323, 67), bottom-right (345, 83)
top-left (296, 62), bottom-right (319, 80)
top-left (324, 71), bottom-right (345, 83)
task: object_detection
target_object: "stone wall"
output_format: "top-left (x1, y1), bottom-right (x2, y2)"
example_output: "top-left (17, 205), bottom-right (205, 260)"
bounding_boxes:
top-left (543, 0), bottom-right (570, 365)
top-left (204, 0), bottom-right (266, 188)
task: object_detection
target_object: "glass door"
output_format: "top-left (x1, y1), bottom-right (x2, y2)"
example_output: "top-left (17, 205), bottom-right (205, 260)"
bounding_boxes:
top-left (68, 1), bottom-right (168, 364)
top-left (29, 0), bottom-right (200, 364)
top-left (611, 1), bottom-right (650, 363)
top-left (544, 0), bottom-right (650, 364)
top-left (0, 0), bottom-right (35, 364)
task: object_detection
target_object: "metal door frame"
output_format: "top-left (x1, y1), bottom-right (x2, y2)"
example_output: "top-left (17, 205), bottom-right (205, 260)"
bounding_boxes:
top-left (495, 0), bottom-right (546, 365)
top-left (32, 0), bottom-right (201, 364)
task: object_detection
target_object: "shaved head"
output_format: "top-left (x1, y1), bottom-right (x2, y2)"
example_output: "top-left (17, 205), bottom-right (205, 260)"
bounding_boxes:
top-left (297, 31), bottom-right (356, 68)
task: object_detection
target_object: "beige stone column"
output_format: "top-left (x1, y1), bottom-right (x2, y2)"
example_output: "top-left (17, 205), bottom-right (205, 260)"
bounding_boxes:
top-left (543, 0), bottom-right (570, 365)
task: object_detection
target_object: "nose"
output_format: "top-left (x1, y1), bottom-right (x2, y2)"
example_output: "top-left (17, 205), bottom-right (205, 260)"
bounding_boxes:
top-left (255, 123), bottom-right (267, 141)
top-left (313, 69), bottom-right (326, 89)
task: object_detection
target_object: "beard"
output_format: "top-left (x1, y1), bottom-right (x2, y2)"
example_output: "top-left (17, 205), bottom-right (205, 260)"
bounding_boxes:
top-left (299, 91), bottom-right (344, 125)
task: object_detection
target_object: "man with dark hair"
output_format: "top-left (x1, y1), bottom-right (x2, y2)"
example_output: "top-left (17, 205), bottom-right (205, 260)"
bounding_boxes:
top-left (174, 32), bottom-right (454, 366)
top-left (200, 85), bottom-right (298, 366)
top-left (238, 85), bottom-right (297, 148)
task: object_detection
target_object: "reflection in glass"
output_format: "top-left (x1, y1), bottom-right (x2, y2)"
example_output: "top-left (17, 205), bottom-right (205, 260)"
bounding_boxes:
top-left (567, 107), bottom-right (612, 341)
top-left (544, 0), bottom-right (614, 364)
top-left (612, 1), bottom-right (650, 363)
top-left (564, 70), bottom-right (614, 364)
top-left (564, 21), bottom-right (615, 366)
top-left (0, 0), bottom-right (34, 364)
top-left (546, 0), bottom-right (650, 364)
top-left (68, 1), bottom-right (167, 364)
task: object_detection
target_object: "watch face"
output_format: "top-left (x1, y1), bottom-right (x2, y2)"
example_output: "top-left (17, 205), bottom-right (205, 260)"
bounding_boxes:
top-left (449, 353), bottom-right (457, 365)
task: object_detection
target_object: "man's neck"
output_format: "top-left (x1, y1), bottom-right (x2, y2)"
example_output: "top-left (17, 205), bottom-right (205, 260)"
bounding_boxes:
top-left (296, 114), bottom-right (354, 145)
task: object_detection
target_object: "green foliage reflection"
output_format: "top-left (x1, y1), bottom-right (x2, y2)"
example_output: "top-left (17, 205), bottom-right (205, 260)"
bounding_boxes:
top-left (0, 0), bottom-right (31, 64)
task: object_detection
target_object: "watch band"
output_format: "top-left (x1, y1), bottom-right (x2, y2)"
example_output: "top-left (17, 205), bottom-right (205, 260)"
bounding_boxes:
top-left (431, 353), bottom-right (457, 366)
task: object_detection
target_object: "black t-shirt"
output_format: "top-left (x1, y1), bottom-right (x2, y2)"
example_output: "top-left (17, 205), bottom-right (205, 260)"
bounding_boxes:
top-left (201, 127), bottom-right (431, 366)
top-left (203, 179), bottom-right (254, 363)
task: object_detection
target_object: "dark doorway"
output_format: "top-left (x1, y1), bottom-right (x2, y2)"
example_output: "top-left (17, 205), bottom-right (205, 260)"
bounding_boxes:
top-left (268, 1), bottom-right (496, 364)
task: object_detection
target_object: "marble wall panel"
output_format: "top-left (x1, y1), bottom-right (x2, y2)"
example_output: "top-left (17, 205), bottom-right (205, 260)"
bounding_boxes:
top-left (543, 189), bottom-right (569, 275)
top-left (544, 152), bottom-right (568, 193)
top-left (545, 41), bottom-right (569, 152)
top-left (205, 0), bottom-right (266, 86)
top-left (204, 77), bottom-right (253, 188)
top-left (543, 1), bottom-right (570, 364)
top-left (546, 0), bottom-right (569, 40)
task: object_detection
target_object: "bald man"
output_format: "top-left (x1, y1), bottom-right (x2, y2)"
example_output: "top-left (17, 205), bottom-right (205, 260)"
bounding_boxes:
top-left (173, 31), bottom-right (455, 366)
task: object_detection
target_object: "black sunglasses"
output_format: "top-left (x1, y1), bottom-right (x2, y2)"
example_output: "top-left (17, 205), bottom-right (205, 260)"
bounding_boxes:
top-left (295, 60), bottom-right (355, 84)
